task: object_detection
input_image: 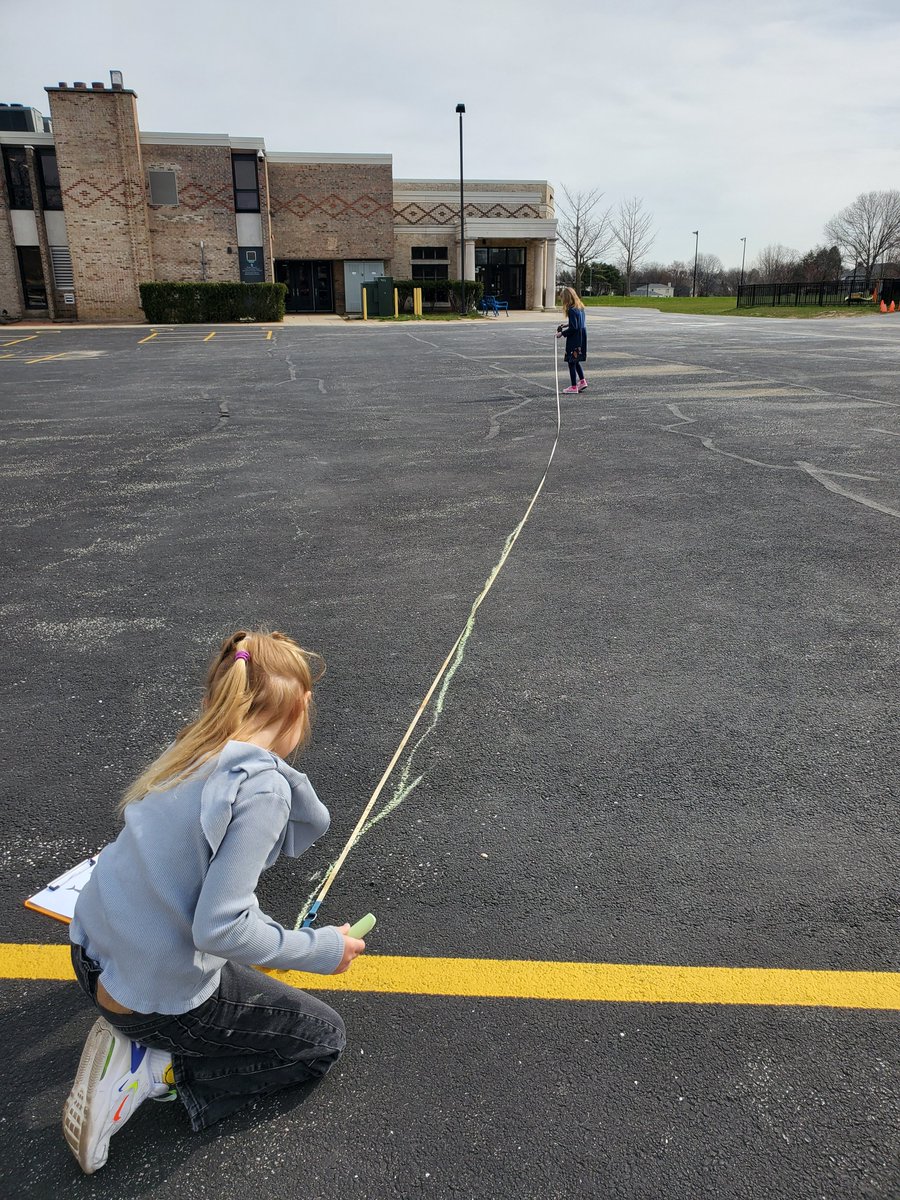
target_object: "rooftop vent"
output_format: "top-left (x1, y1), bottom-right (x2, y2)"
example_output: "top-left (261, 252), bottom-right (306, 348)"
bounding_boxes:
top-left (110, 70), bottom-right (124, 90)
top-left (91, 82), bottom-right (104, 90)
top-left (73, 82), bottom-right (86, 90)
top-left (58, 82), bottom-right (68, 89)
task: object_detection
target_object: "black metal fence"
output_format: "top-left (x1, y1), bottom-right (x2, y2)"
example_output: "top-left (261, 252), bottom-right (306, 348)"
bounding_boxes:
top-left (737, 277), bottom-right (900, 308)
top-left (737, 280), bottom-right (861, 307)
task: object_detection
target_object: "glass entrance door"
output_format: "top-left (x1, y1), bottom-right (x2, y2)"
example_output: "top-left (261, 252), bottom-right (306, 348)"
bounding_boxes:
top-left (474, 247), bottom-right (526, 309)
top-left (274, 260), bottom-right (334, 313)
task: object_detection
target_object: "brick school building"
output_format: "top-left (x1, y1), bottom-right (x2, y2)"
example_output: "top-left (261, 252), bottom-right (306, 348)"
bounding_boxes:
top-left (0, 74), bottom-right (558, 322)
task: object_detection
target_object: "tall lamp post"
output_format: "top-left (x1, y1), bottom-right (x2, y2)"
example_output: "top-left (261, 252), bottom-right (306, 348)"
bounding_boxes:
top-left (691, 230), bottom-right (699, 298)
top-left (739, 236), bottom-right (747, 288)
top-left (456, 103), bottom-right (466, 315)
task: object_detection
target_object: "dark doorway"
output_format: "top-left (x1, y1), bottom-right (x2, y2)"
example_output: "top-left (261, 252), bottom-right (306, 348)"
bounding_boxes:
top-left (274, 260), bottom-right (334, 313)
top-left (475, 247), bottom-right (526, 309)
top-left (17, 246), bottom-right (48, 308)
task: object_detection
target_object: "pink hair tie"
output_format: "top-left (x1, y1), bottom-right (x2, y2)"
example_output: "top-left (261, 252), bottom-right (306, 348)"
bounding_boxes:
top-left (234, 650), bottom-right (250, 662)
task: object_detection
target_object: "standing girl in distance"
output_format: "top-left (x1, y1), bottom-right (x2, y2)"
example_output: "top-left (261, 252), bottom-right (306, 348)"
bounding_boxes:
top-left (63, 629), bottom-right (365, 1175)
top-left (557, 286), bottom-right (588, 394)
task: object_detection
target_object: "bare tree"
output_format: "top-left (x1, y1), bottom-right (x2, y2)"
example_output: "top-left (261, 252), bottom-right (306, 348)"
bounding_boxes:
top-left (612, 197), bottom-right (655, 295)
top-left (556, 186), bottom-right (614, 294)
top-left (693, 252), bottom-right (724, 296)
top-left (753, 243), bottom-right (799, 283)
top-left (667, 259), bottom-right (691, 296)
top-left (824, 190), bottom-right (900, 282)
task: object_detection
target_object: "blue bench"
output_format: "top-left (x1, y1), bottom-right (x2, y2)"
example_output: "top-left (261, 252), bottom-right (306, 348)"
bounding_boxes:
top-left (479, 295), bottom-right (510, 317)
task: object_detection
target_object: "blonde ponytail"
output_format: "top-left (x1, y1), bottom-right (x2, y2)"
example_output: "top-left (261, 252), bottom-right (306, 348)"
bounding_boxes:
top-left (120, 629), bottom-right (324, 811)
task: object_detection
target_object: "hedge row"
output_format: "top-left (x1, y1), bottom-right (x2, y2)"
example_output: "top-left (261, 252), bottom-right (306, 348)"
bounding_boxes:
top-left (139, 282), bottom-right (287, 323)
top-left (393, 279), bottom-right (485, 312)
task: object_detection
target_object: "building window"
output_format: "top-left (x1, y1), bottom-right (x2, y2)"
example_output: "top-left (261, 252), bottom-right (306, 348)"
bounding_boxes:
top-left (2, 147), bottom-right (32, 209)
top-left (475, 247), bottom-right (526, 267)
top-left (411, 246), bottom-right (449, 261)
top-left (232, 153), bottom-right (260, 212)
top-left (411, 262), bottom-right (450, 303)
top-left (37, 150), bottom-right (62, 210)
top-left (17, 246), bottom-right (48, 308)
top-left (148, 169), bottom-right (178, 206)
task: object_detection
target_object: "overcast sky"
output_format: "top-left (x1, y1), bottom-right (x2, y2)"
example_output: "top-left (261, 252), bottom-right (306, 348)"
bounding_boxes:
top-left (3, 0), bottom-right (898, 269)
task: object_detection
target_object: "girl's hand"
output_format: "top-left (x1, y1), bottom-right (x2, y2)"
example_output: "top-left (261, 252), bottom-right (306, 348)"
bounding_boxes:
top-left (333, 923), bottom-right (366, 973)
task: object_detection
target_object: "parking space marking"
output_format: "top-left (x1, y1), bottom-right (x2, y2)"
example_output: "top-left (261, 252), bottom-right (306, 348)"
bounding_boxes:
top-left (2, 943), bottom-right (895, 1010)
top-left (1, 335), bottom-right (39, 346)
top-left (24, 353), bottom-right (66, 364)
top-left (136, 329), bottom-right (273, 346)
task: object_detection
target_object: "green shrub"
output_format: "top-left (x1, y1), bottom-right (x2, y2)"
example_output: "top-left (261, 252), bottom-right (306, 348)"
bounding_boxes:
top-left (447, 279), bottom-right (485, 311)
top-left (393, 279), bottom-right (484, 313)
top-left (139, 281), bottom-right (287, 323)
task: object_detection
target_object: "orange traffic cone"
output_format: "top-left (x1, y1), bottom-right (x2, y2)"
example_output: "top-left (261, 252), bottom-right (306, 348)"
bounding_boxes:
top-left (880, 299), bottom-right (887, 312)
top-left (890, 300), bottom-right (896, 312)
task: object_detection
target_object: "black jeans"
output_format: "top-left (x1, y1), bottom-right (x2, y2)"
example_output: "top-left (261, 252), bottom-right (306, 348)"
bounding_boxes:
top-left (567, 356), bottom-right (585, 386)
top-left (71, 944), bottom-right (345, 1131)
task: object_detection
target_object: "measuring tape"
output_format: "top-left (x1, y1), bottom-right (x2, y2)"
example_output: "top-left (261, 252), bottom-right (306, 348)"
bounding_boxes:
top-left (301, 329), bottom-right (564, 930)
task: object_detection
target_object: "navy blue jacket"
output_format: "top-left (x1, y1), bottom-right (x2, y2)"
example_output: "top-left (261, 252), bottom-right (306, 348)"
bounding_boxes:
top-left (561, 306), bottom-right (587, 362)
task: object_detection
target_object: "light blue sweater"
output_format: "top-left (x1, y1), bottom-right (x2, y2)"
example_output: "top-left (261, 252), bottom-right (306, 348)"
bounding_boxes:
top-left (71, 740), bottom-right (345, 1014)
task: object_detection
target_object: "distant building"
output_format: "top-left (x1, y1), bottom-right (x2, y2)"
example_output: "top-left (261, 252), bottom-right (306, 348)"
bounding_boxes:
top-left (633, 282), bottom-right (674, 298)
top-left (0, 74), bottom-right (558, 321)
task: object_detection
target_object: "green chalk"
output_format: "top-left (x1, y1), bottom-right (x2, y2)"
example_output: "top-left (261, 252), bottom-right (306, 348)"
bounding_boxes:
top-left (348, 913), bottom-right (376, 939)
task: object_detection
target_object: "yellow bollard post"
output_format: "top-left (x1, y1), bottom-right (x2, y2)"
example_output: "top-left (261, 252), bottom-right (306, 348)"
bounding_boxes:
top-left (362, 288), bottom-right (368, 321)
top-left (394, 287), bottom-right (399, 319)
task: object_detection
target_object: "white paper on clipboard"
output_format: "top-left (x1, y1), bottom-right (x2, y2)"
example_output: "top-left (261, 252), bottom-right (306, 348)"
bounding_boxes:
top-left (24, 854), bottom-right (102, 924)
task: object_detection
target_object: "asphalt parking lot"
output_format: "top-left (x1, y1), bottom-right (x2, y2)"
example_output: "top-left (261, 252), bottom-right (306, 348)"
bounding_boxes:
top-left (1, 310), bottom-right (898, 1198)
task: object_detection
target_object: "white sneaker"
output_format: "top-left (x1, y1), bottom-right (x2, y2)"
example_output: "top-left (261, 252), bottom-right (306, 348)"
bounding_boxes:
top-left (62, 1017), bottom-right (170, 1174)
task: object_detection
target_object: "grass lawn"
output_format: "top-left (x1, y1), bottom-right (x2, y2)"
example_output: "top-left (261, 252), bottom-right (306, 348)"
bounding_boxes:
top-left (585, 295), bottom-right (888, 319)
top-left (583, 296), bottom-right (880, 319)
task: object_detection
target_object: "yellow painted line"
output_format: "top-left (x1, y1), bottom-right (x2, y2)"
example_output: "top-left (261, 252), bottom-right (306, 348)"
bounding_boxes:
top-left (1, 335), bottom-right (38, 346)
top-left (0, 353), bottom-right (15, 359)
top-left (203, 331), bottom-right (216, 342)
top-left (25, 353), bottom-right (66, 364)
top-left (138, 330), bottom-right (158, 344)
top-left (266, 329), bottom-right (273, 340)
top-left (2, 944), bottom-right (897, 1010)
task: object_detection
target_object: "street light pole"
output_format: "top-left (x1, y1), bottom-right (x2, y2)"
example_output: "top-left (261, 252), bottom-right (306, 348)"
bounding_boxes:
top-left (739, 236), bottom-right (747, 288)
top-left (456, 103), bottom-right (466, 315)
top-left (692, 230), bottom-right (699, 298)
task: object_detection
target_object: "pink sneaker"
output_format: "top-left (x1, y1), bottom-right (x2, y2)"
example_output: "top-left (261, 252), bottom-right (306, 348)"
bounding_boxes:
top-left (562, 384), bottom-right (579, 394)
top-left (577, 378), bottom-right (587, 392)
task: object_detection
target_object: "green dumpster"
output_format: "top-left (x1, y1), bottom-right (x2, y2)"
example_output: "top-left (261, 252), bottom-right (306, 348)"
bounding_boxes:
top-left (374, 276), bottom-right (394, 315)
top-left (362, 277), bottom-right (394, 317)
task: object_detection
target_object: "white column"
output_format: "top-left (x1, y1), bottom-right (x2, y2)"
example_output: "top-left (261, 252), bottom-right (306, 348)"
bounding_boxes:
top-left (464, 239), bottom-right (475, 281)
top-left (544, 240), bottom-right (557, 309)
top-left (531, 241), bottom-right (544, 311)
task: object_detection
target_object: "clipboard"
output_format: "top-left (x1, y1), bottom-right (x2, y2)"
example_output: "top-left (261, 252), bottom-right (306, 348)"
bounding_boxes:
top-left (24, 855), bottom-right (101, 925)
